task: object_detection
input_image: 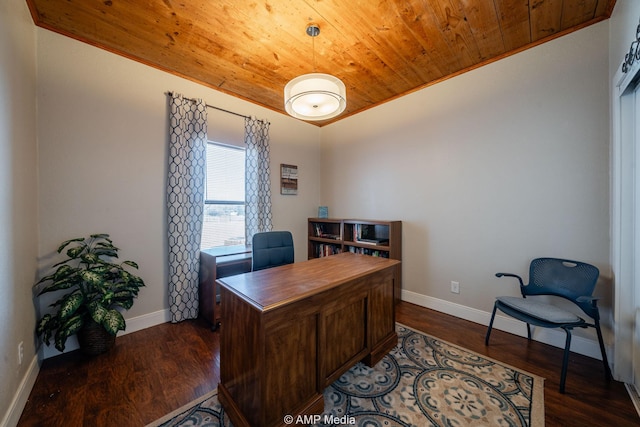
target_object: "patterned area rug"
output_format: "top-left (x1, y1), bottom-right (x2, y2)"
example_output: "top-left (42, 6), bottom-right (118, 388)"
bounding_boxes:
top-left (147, 323), bottom-right (544, 427)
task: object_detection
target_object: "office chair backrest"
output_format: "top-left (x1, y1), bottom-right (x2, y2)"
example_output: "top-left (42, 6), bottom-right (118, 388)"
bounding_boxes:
top-left (526, 257), bottom-right (599, 316)
top-left (252, 231), bottom-right (294, 271)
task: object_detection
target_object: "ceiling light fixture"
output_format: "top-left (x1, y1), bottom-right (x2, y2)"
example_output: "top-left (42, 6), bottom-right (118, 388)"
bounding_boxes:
top-left (284, 24), bottom-right (346, 121)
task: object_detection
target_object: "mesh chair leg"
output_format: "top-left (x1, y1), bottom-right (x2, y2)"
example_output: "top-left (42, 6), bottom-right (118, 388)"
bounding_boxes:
top-left (560, 328), bottom-right (573, 394)
top-left (595, 322), bottom-right (612, 381)
top-left (485, 304), bottom-right (498, 345)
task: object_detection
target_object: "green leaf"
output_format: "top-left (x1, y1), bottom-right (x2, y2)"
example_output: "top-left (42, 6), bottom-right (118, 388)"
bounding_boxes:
top-left (54, 314), bottom-right (84, 352)
top-left (36, 314), bottom-right (52, 335)
top-left (113, 281), bottom-right (142, 294)
top-left (59, 292), bottom-right (84, 320)
top-left (101, 290), bottom-right (115, 303)
top-left (35, 266), bottom-right (81, 295)
top-left (111, 292), bottom-right (135, 309)
top-left (89, 265), bottom-right (110, 275)
top-left (57, 237), bottom-right (85, 253)
top-left (87, 301), bottom-right (108, 324)
top-left (66, 245), bottom-right (86, 259)
top-left (38, 278), bottom-right (78, 295)
top-left (96, 241), bottom-right (114, 248)
top-left (81, 252), bottom-right (99, 264)
top-left (93, 248), bottom-right (118, 258)
top-left (80, 270), bottom-right (104, 287)
top-left (122, 260), bottom-right (139, 269)
top-left (53, 265), bottom-right (77, 281)
top-left (36, 314), bottom-right (57, 345)
top-left (112, 281), bottom-right (134, 291)
top-left (102, 310), bottom-right (125, 335)
top-left (130, 276), bottom-right (145, 287)
top-left (90, 233), bottom-right (111, 241)
top-left (119, 270), bottom-right (131, 282)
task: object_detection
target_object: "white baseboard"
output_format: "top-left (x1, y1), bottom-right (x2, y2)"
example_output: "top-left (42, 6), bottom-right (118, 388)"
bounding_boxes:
top-left (1, 355), bottom-right (40, 427)
top-left (125, 308), bottom-right (172, 334)
top-left (401, 289), bottom-right (605, 360)
top-left (625, 383), bottom-right (640, 418)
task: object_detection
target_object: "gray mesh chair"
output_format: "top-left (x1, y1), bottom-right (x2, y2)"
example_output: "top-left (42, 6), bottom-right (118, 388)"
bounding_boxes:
top-left (485, 257), bottom-right (611, 393)
top-left (251, 231), bottom-right (294, 271)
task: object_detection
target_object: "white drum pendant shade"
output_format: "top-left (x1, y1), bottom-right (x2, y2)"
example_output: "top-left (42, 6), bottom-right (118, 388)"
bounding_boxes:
top-left (284, 73), bottom-right (346, 121)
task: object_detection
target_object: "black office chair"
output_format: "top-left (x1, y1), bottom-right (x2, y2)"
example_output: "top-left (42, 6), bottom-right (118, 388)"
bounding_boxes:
top-left (251, 231), bottom-right (294, 271)
top-left (485, 257), bottom-right (611, 393)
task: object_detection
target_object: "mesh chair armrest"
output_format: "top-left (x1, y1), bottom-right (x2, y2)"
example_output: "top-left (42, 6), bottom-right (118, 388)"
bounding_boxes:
top-left (495, 272), bottom-right (524, 288)
top-left (577, 295), bottom-right (600, 307)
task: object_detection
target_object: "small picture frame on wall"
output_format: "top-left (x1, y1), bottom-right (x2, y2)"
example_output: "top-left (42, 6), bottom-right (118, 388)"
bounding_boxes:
top-left (280, 164), bottom-right (298, 195)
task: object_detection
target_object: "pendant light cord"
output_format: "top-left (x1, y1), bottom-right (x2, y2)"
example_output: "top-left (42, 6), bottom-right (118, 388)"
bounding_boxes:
top-left (307, 24), bottom-right (320, 73)
top-left (312, 30), bottom-right (316, 72)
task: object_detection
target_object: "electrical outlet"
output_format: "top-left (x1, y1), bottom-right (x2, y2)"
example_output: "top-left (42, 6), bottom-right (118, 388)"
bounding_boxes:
top-left (450, 281), bottom-right (460, 294)
top-left (18, 341), bottom-right (24, 365)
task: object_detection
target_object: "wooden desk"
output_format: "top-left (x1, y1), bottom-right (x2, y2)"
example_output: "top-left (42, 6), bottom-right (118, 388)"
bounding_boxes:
top-left (199, 245), bottom-right (252, 329)
top-left (217, 252), bottom-right (400, 427)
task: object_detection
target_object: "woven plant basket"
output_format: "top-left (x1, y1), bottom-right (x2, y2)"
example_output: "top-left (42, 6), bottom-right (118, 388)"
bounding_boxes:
top-left (78, 320), bottom-right (116, 355)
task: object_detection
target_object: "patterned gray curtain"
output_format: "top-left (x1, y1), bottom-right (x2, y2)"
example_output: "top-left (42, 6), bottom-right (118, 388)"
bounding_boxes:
top-left (167, 93), bottom-right (207, 322)
top-left (245, 116), bottom-right (273, 244)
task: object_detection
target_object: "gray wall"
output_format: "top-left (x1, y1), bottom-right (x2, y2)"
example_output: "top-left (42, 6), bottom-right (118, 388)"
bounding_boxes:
top-left (321, 21), bottom-right (611, 353)
top-left (0, 0), bottom-right (38, 424)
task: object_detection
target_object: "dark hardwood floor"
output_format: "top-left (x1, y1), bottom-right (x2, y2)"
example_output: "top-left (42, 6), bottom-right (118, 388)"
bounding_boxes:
top-left (17, 301), bottom-right (639, 426)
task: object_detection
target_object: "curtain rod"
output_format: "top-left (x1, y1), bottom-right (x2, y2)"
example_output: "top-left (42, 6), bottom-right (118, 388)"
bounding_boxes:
top-left (166, 91), bottom-right (269, 124)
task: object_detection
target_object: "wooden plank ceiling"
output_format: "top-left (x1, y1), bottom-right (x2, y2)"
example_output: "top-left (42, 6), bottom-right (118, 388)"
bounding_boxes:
top-left (27, 0), bottom-right (616, 126)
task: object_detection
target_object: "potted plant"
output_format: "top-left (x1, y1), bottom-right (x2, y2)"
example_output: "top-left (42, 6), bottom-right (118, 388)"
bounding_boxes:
top-left (35, 233), bottom-right (145, 355)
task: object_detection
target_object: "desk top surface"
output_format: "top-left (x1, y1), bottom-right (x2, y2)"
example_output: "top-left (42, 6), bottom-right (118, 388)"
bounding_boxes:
top-left (217, 252), bottom-right (400, 312)
top-left (201, 245), bottom-right (251, 258)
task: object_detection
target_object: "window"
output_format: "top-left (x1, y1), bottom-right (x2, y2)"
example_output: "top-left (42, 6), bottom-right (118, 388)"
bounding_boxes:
top-left (201, 141), bottom-right (245, 249)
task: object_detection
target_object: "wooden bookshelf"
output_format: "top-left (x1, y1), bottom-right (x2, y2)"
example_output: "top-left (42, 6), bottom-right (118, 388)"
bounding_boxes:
top-left (308, 218), bottom-right (402, 302)
top-left (308, 218), bottom-right (343, 258)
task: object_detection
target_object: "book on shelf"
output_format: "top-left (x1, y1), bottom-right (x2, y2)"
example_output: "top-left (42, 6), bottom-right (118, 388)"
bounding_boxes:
top-left (356, 238), bottom-right (389, 246)
top-left (322, 233), bottom-right (340, 240)
top-left (347, 246), bottom-right (388, 258)
top-left (316, 243), bottom-right (341, 257)
top-left (313, 223), bottom-right (340, 240)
